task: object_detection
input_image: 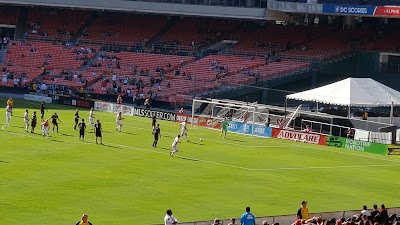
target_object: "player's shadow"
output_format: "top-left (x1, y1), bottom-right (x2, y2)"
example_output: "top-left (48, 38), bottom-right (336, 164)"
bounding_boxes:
top-left (121, 131), bottom-right (137, 135)
top-left (157, 147), bottom-right (170, 151)
top-left (176, 156), bottom-right (199, 162)
top-left (225, 138), bottom-right (246, 142)
top-left (163, 135), bottom-right (176, 138)
top-left (189, 142), bottom-right (205, 146)
top-left (59, 133), bottom-right (75, 137)
top-left (0, 160), bottom-right (10, 163)
top-left (50, 139), bottom-right (65, 143)
top-left (101, 144), bottom-right (120, 149)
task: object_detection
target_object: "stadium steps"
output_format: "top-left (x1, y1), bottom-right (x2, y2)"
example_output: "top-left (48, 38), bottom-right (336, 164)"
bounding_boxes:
top-left (0, 47), bottom-right (7, 65)
top-left (74, 11), bottom-right (100, 43)
top-left (15, 7), bottom-right (28, 39)
top-left (78, 50), bottom-right (105, 71)
top-left (146, 16), bottom-right (179, 48)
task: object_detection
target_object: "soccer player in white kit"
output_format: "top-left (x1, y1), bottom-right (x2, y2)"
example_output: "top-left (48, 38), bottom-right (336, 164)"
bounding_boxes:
top-left (24, 109), bottom-right (30, 132)
top-left (88, 108), bottom-right (95, 130)
top-left (5, 103), bottom-right (12, 126)
top-left (180, 121), bottom-right (189, 141)
top-left (170, 134), bottom-right (180, 156)
top-left (41, 119), bottom-right (50, 139)
top-left (116, 112), bottom-right (124, 132)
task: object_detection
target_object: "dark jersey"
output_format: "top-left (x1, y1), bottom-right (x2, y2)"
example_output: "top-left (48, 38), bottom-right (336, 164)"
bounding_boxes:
top-left (40, 103), bottom-right (46, 112)
top-left (95, 123), bottom-right (102, 137)
top-left (31, 114), bottom-right (37, 126)
top-left (152, 118), bottom-right (157, 127)
top-left (74, 112), bottom-right (80, 120)
top-left (51, 115), bottom-right (59, 124)
top-left (79, 122), bottom-right (86, 131)
top-left (153, 127), bottom-right (160, 140)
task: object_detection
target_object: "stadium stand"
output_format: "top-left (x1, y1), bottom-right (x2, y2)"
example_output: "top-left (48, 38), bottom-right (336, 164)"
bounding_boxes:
top-left (79, 13), bottom-right (168, 46)
top-left (158, 17), bottom-right (238, 48)
top-left (0, 6), bottom-right (19, 25)
top-left (26, 8), bottom-right (90, 41)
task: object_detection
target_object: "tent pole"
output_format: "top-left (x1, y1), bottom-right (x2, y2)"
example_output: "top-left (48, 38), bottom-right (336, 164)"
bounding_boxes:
top-left (348, 105), bottom-right (351, 118)
top-left (316, 102), bottom-right (319, 113)
top-left (390, 102), bottom-right (394, 125)
top-left (284, 97), bottom-right (287, 121)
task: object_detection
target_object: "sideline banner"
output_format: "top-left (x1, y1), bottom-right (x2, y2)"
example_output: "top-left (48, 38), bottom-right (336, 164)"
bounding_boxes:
top-left (24, 94), bottom-right (52, 103)
top-left (326, 136), bottom-right (388, 155)
top-left (272, 128), bottom-right (327, 145)
top-left (94, 101), bottom-right (114, 113)
top-left (132, 107), bottom-right (176, 121)
top-left (228, 121), bottom-right (272, 137)
top-left (115, 104), bottom-right (134, 116)
top-left (388, 145), bottom-right (400, 155)
top-left (176, 114), bottom-right (221, 129)
top-left (322, 4), bottom-right (376, 15)
top-left (374, 6), bottom-right (400, 17)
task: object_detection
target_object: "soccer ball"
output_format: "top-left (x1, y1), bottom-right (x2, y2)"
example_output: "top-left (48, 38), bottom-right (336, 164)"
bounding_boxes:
top-left (200, 138), bottom-right (203, 141)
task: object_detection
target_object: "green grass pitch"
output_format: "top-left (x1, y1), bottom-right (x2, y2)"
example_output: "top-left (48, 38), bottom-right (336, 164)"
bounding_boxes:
top-left (0, 98), bottom-right (399, 224)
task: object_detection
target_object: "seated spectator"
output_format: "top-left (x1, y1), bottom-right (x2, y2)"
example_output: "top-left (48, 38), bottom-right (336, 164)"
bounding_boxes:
top-left (228, 218), bottom-right (237, 225)
top-left (379, 204), bottom-right (388, 223)
top-left (361, 205), bottom-right (371, 217)
top-left (371, 205), bottom-right (379, 218)
top-left (212, 218), bottom-right (221, 225)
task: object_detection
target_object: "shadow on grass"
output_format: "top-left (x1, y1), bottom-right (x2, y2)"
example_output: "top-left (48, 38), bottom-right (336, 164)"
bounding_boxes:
top-left (0, 160), bottom-right (10, 163)
top-left (175, 156), bottom-right (199, 162)
top-left (225, 137), bottom-right (246, 142)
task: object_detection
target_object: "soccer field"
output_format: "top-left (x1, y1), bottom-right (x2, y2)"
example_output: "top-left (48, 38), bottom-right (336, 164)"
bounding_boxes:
top-left (1, 98), bottom-right (399, 225)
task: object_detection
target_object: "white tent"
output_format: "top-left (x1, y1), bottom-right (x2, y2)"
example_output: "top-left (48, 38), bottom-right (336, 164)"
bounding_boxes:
top-left (286, 78), bottom-right (400, 121)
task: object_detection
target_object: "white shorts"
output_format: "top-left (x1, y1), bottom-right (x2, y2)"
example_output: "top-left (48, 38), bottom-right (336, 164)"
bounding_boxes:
top-left (24, 120), bottom-right (29, 126)
top-left (180, 129), bottom-right (186, 136)
top-left (43, 128), bottom-right (49, 134)
top-left (172, 145), bottom-right (178, 152)
top-left (6, 112), bottom-right (11, 119)
top-left (89, 117), bottom-right (94, 124)
top-left (116, 121), bottom-right (122, 126)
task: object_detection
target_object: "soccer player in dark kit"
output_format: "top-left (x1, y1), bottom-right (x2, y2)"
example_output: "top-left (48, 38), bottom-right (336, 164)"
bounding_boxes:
top-left (40, 101), bottom-right (48, 119)
top-left (50, 112), bottom-right (62, 133)
top-left (31, 111), bottom-right (37, 133)
top-left (152, 124), bottom-right (161, 147)
top-left (95, 119), bottom-right (103, 144)
top-left (78, 119), bottom-right (86, 142)
top-left (74, 109), bottom-right (80, 130)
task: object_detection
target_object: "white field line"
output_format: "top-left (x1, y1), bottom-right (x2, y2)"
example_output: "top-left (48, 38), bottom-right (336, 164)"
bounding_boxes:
top-left (2, 125), bottom-right (400, 172)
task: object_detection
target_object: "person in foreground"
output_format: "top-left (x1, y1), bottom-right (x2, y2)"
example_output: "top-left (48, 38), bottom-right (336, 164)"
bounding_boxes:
top-left (164, 209), bottom-right (178, 225)
top-left (76, 214), bottom-right (92, 225)
top-left (241, 206), bottom-right (256, 225)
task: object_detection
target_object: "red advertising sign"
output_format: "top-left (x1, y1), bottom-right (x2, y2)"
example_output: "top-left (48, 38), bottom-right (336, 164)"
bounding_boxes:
top-left (176, 114), bottom-right (221, 129)
top-left (374, 6), bottom-right (400, 17)
top-left (272, 128), bottom-right (327, 145)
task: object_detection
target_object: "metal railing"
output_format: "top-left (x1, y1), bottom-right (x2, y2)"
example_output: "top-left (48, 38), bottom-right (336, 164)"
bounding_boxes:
top-left (133, 0), bottom-right (267, 8)
top-left (379, 62), bottom-right (400, 73)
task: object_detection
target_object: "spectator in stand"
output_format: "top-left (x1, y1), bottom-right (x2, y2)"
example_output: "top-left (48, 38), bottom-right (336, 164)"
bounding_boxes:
top-left (371, 205), bottom-right (379, 218)
top-left (262, 221), bottom-right (269, 225)
top-left (240, 207), bottom-right (256, 225)
top-left (361, 205), bottom-right (371, 217)
top-left (75, 214), bottom-right (92, 225)
top-left (278, 118), bottom-right (284, 129)
top-left (117, 95), bottom-right (122, 104)
top-left (304, 125), bottom-right (310, 133)
top-left (362, 110), bottom-right (368, 120)
top-left (179, 108), bottom-right (184, 114)
top-left (212, 218), bottom-right (222, 225)
top-left (228, 218), bottom-right (237, 225)
top-left (40, 83), bottom-right (47, 94)
top-left (164, 209), bottom-right (178, 225)
top-left (2, 73), bottom-right (7, 84)
top-left (378, 204), bottom-right (388, 223)
top-left (346, 128), bottom-right (355, 139)
top-left (297, 201), bottom-right (309, 220)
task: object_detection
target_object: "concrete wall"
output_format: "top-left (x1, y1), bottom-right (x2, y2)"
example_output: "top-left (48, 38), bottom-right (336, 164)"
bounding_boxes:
top-left (171, 207), bottom-right (400, 225)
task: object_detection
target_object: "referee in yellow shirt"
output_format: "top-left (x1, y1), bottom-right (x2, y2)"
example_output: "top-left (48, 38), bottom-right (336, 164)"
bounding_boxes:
top-left (75, 214), bottom-right (93, 225)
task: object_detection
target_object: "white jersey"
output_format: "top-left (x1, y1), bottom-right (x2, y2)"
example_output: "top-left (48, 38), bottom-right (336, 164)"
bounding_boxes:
top-left (24, 112), bottom-right (29, 123)
top-left (89, 110), bottom-right (94, 119)
top-left (172, 137), bottom-right (179, 147)
top-left (180, 121), bottom-right (187, 132)
top-left (164, 214), bottom-right (178, 225)
top-left (116, 114), bottom-right (121, 122)
top-left (6, 105), bottom-right (12, 114)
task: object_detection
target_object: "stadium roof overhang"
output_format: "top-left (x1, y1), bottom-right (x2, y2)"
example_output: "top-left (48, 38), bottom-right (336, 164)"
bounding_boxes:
top-left (0, 0), bottom-right (267, 20)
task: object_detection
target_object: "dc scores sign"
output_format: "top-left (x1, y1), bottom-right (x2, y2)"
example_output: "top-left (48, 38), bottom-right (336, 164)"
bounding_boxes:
top-left (272, 129), bottom-right (326, 145)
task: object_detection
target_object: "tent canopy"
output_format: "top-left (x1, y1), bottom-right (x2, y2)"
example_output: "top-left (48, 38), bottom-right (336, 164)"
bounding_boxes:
top-left (286, 78), bottom-right (400, 107)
